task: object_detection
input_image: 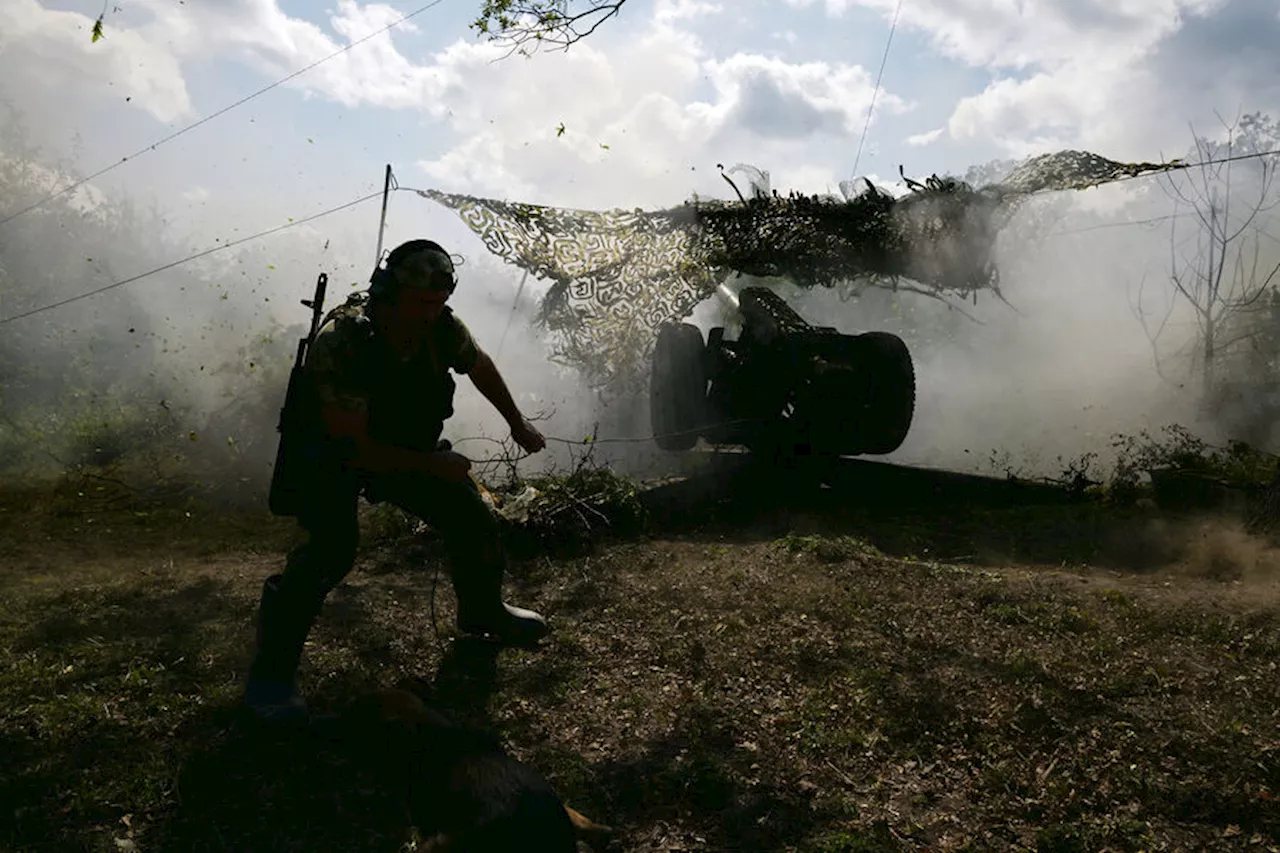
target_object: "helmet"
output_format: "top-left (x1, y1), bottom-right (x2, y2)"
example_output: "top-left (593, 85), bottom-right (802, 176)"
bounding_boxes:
top-left (369, 239), bottom-right (457, 302)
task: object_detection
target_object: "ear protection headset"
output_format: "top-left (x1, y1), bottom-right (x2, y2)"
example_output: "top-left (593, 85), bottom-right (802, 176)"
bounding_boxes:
top-left (368, 239), bottom-right (457, 302)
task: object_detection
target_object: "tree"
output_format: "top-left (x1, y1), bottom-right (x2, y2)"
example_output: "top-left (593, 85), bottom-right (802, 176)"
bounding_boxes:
top-left (472, 0), bottom-right (628, 55)
top-left (1138, 112), bottom-right (1280, 400)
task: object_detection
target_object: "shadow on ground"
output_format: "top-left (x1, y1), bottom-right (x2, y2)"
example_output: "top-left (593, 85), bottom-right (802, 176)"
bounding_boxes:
top-left (1, 575), bottom-right (255, 851)
top-left (547, 702), bottom-right (879, 853)
top-left (639, 454), bottom-right (1240, 574)
top-left (150, 641), bottom-right (506, 853)
top-left (0, 556), bottom-right (515, 853)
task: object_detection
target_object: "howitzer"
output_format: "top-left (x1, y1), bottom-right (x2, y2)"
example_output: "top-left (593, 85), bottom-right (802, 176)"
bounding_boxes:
top-left (267, 272), bottom-right (329, 517)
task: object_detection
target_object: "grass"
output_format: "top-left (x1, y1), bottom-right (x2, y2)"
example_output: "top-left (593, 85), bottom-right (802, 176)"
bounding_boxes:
top-left (1, 463), bottom-right (1279, 852)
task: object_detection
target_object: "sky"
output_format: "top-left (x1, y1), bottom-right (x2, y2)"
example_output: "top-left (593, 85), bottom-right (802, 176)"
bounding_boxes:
top-left (5, 0), bottom-right (1277, 236)
top-left (1, 0), bottom-right (1279, 476)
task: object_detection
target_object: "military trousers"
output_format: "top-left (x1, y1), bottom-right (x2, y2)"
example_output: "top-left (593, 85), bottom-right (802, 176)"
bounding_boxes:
top-left (248, 466), bottom-right (509, 687)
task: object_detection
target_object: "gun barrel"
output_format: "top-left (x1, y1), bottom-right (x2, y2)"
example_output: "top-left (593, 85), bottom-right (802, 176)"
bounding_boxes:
top-left (308, 273), bottom-right (329, 339)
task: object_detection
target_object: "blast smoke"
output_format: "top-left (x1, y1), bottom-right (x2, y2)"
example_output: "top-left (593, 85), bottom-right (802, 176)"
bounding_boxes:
top-left (2, 100), bottom-right (1278, 501)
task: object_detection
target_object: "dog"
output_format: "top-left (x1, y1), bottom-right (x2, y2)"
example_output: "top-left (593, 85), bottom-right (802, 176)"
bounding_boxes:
top-left (349, 687), bottom-right (611, 852)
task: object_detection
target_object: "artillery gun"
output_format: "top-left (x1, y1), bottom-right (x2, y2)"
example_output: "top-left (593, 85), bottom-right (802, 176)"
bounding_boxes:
top-left (650, 285), bottom-right (915, 458)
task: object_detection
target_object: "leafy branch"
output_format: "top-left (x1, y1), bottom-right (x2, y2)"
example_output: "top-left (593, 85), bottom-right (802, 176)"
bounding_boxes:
top-left (471, 1), bottom-right (628, 57)
top-left (91, 2), bottom-right (119, 43)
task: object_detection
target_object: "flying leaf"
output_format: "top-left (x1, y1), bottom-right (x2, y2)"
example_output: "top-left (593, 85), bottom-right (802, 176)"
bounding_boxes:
top-left (556, 122), bottom-right (565, 137)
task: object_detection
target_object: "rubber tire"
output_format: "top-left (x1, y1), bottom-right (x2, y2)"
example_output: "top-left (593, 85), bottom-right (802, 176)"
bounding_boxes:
top-left (650, 322), bottom-right (708, 451)
top-left (856, 331), bottom-right (915, 455)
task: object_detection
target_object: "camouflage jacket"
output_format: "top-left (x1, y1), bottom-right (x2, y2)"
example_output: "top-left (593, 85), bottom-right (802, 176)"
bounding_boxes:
top-left (304, 292), bottom-right (480, 453)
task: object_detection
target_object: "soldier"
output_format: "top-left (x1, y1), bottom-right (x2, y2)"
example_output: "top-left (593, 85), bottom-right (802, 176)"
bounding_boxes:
top-left (244, 239), bottom-right (551, 722)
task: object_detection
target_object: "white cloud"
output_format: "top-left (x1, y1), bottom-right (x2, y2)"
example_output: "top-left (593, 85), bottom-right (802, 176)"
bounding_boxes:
top-left (408, 12), bottom-right (908, 208)
top-left (0, 0), bottom-right (192, 123)
top-left (811, 0), bottom-right (1279, 160)
top-left (1, 0), bottom-right (908, 211)
top-left (653, 0), bottom-right (724, 22)
top-left (127, 0), bottom-right (452, 113)
top-left (702, 53), bottom-right (910, 140)
top-left (829, 0), bottom-right (1223, 69)
top-left (767, 163), bottom-right (844, 196)
top-left (906, 127), bottom-right (944, 147)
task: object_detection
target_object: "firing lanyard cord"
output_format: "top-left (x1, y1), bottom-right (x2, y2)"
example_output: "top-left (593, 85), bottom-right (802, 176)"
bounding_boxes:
top-left (452, 418), bottom-right (769, 453)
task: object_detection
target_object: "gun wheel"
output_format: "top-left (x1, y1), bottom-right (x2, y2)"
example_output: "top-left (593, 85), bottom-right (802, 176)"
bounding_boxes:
top-left (650, 322), bottom-right (708, 451)
top-left (855, 331), bottom-right (915, 454)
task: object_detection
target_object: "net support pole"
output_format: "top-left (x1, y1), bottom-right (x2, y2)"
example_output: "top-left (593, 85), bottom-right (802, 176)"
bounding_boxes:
top-left (496, 268), bottom-right (530, 359)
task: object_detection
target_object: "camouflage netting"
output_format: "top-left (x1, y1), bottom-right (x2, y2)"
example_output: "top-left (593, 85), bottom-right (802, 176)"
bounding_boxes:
top-left (416, 150), bottom-right (1187, 391)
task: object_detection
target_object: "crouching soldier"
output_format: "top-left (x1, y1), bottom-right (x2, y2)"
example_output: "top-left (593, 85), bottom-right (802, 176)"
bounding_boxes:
top-left (245, 239), bottom-right (550, 722)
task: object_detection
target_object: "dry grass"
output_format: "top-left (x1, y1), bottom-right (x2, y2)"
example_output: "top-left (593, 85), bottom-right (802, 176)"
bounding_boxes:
top-left (1, 469), bottom-right (1278, 852)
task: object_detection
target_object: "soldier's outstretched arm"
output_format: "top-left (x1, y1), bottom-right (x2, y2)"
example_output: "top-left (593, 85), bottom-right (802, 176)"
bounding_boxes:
top-left (467, 349), bottom-right (546, 454)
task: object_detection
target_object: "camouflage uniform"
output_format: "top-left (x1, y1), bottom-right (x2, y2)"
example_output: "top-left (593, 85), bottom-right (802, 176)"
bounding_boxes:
top-left (246, 293), bottom-right (535, 713)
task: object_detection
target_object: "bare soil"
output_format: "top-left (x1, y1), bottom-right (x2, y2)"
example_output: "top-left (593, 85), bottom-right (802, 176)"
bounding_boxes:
top-left (1, 469), bottom-right (1278, 853)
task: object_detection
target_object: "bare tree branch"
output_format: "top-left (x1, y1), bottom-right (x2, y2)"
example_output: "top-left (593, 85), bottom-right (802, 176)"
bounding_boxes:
top-left (1127, 271), bottom-right (1179, 383)
top-left (1155, 114), bottom-right (1280, 401)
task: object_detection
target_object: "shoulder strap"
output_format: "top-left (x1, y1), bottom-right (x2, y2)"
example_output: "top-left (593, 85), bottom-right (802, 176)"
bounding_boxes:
top-left (314, 291), bottom-right (372, 339)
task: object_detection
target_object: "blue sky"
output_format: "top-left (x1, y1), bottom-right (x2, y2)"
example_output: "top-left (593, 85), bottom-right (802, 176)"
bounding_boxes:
top-left (1, 0), bottom-right (1278, 280)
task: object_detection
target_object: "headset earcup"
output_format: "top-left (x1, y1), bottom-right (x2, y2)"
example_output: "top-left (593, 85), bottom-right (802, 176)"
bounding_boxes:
top-left (369, 265), bottom-right (392, 299)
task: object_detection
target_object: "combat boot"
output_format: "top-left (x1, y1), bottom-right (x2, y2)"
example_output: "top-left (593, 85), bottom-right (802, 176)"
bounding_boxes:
top-left (453, 568), bottom-right (550, 647)
top-left (243, 574), bottom-right (313, 723)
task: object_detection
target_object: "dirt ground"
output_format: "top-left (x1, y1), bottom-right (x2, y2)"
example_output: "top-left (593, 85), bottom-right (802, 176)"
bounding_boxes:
top-left (1, 468), bottom-right (1278, 853)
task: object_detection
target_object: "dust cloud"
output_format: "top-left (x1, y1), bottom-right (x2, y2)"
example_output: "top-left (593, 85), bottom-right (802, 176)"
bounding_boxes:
top-left (0, 101), bottom-right (644, 497)
top-left (3, 98), bottom-right (1279, 503)
top-left (1099, 512), bottom-right (1280, 590)
top-left (1173, 517), bottom-right (1280, 584)
top-left (728, 172), bottom-right (1280, 481)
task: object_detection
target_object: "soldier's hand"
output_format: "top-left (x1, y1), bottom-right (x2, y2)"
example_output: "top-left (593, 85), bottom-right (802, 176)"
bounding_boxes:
top-left (430, 450), bottom-right (473, 483)
top-left (511, 417), bottom-right (546, 454)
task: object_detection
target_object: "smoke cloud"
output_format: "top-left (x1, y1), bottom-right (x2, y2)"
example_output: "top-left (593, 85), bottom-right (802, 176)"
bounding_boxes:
top-left (2, 98), bottom-right (1278, 505)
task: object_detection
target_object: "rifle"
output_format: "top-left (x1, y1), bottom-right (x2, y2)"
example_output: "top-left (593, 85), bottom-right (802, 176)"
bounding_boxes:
top-left (267, 272), bottom-right (329, 517)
